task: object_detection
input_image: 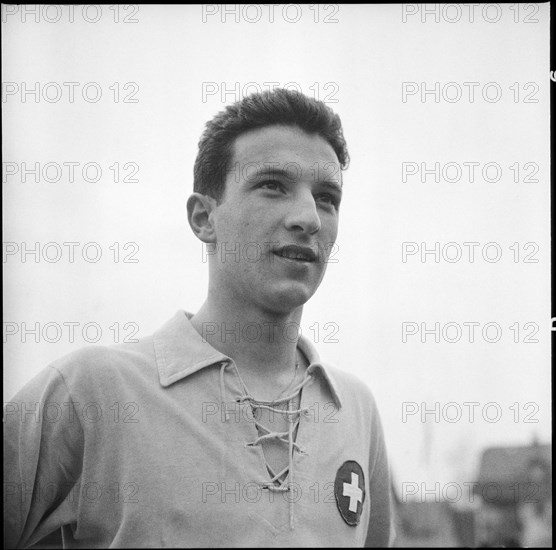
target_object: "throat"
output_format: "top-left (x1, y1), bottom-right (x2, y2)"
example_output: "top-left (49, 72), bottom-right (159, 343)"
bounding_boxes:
top-left (235, 351), bottom-right (307, 403)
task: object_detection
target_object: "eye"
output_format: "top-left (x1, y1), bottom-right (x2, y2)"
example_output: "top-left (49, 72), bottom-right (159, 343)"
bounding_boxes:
top-left (259, 180), bottom-right (284, 192)
top-left (315, 193), bottom-right (340, 208)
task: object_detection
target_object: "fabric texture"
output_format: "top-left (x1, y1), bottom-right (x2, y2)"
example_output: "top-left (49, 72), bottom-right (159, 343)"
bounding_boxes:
top-left (4, 310), bottom-right (394, 548)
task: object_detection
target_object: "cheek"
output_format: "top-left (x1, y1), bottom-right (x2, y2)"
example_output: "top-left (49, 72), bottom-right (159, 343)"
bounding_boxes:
top-left (237, 210), bottom-right (277, 238)
top-left (319, 222), bottom-right (339, 257)
top-left (213, 208), bottom-right (241, 239)
top-left (214, 210), bottom-right (273, 253)
top-left (321, 215), bottom-right (339, 240)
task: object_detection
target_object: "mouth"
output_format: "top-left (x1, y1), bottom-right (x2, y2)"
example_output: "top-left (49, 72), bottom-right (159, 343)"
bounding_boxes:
top-left (273, 244), bottom-right (317, 263)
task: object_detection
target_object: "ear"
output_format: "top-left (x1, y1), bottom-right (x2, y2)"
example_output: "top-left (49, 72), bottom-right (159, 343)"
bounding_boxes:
top-left (187, 193), bottom-right (218, 243)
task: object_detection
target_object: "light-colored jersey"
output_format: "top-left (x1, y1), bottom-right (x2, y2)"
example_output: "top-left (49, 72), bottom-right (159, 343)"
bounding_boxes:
top-left (4, 311), bottom-right (394, 548)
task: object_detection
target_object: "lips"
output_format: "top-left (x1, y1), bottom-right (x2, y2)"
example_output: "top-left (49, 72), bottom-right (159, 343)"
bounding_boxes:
top-left (273, 244), bottom-right (317, 263)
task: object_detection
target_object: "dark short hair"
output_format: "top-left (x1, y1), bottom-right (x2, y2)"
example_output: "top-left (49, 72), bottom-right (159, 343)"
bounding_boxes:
top-left (193, 88), bottom-right (349, 201)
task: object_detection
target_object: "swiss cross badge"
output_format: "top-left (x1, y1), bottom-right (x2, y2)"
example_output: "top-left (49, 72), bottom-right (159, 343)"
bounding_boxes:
top-left (334, 460), bottom-right (365, 526)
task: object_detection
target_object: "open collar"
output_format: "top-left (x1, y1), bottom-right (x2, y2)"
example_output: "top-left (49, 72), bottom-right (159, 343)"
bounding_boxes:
top-left (153, 310), bottom-right (342, 408)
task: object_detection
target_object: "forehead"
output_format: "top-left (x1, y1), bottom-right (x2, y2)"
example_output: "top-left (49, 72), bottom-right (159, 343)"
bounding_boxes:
top-left (230, 125), bottom-right (340, 174)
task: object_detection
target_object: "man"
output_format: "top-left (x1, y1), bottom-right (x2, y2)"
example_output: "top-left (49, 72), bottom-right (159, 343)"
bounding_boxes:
top-left (4, 89), bottom-right (394, 547)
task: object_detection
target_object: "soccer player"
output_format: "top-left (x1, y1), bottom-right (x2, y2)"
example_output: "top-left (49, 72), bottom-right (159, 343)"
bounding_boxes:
top-left (4, 89), bottom-right (394, 548)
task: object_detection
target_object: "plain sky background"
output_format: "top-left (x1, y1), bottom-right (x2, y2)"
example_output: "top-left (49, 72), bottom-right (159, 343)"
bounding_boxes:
top-left (3, 4), bottom-right (551, 498)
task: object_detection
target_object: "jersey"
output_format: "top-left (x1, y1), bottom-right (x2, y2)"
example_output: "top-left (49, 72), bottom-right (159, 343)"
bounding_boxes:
top-left (4, 310), bottom-right (394, 548)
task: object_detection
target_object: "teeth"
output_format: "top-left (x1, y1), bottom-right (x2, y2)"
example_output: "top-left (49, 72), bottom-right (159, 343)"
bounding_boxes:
top-left (277, 250), bottom-right (311, 261)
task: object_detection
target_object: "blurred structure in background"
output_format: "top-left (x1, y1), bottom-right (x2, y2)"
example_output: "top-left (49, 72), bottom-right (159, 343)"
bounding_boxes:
top-left (393, 493), bottom-right (461, 546)
top-left (474, 440), bottom-right (551, 548)
top-left (393, 439), bottom-right (552, 547)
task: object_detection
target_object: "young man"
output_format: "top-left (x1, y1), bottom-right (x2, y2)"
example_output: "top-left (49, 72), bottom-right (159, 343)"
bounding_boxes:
top-left (4, 89), bottom-right (394, 548)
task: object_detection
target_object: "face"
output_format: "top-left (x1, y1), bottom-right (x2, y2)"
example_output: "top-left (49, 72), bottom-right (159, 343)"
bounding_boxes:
top-left (209, 124), bottom-right (342, 314)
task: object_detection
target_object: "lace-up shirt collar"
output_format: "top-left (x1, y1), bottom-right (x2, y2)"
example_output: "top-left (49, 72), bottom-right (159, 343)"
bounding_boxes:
top-left (153, 310), bottom-right (342, 410)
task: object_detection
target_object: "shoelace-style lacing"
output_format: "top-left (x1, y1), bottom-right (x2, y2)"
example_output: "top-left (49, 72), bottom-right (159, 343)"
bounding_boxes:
top-left (219, 360), bottom-right (313, 529)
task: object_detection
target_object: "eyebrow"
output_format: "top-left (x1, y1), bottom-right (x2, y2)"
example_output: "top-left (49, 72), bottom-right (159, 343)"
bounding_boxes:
top-left (247, 167), bottom-right (343, 193)
top-left (248, 167), bottom-right (296, 182)
top-left (317, 180), bottom-right (344, 196)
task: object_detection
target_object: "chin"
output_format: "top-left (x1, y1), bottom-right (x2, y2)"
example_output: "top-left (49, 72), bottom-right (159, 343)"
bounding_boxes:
top-left (259, 281), bottom-right (316, 313)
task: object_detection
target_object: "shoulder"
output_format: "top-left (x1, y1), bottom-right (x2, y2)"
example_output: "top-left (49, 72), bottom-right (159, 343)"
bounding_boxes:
top-left (32, 333), bottom-right (159, 402)
top-left (323, 362), bottom-right (381, 412)
top-left (51, 334), bottom-right (155, 376)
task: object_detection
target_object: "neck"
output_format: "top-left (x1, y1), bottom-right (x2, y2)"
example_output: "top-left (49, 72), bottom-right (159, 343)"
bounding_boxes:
top-left (190, 293), bottom-right (303, 387)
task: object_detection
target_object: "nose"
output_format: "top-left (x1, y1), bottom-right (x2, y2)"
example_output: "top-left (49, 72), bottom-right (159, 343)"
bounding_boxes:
top-left (284, 191), bottom-right (321, 235)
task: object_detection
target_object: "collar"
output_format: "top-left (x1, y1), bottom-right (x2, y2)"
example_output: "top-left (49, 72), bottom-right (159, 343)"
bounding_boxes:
top-left (153, 310), bottom-right (342, 408)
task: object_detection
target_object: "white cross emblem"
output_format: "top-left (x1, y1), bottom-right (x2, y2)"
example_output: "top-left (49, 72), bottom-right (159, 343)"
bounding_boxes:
top-left (343, 472), bottom-right (363, 513)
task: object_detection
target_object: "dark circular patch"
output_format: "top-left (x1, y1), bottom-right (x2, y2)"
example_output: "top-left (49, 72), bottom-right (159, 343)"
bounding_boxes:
top-left (334, 460), bottom-right (365, 526)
